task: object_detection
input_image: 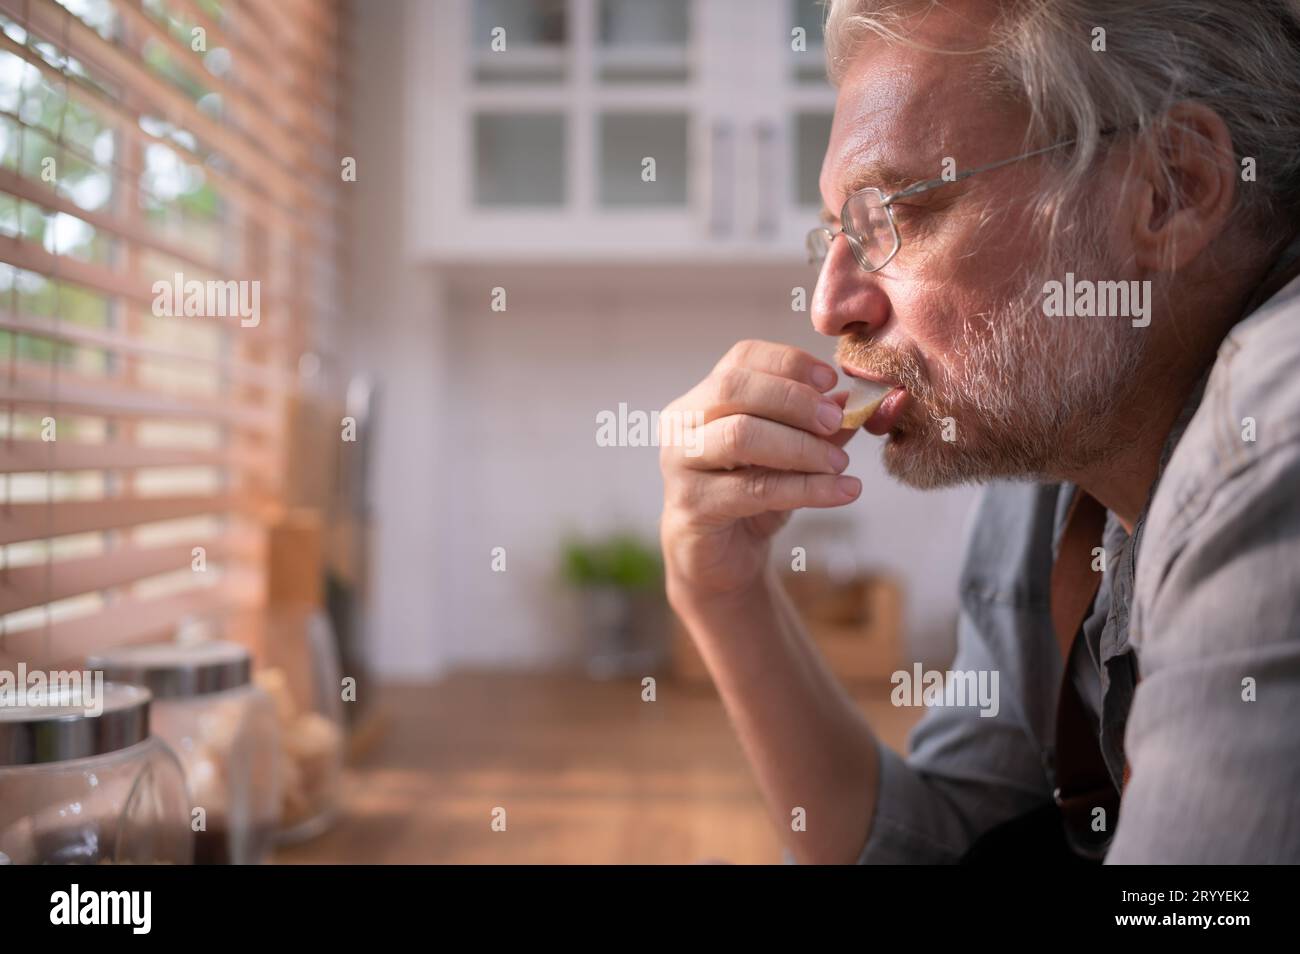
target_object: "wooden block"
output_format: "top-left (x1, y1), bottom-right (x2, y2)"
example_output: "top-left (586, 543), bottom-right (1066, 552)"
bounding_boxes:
top-left (283, 395), bottom-right (345, 513)
top-left (268, 508), bottom-right (324, 609)
top-left (671, 573), bottom-right (905, 686)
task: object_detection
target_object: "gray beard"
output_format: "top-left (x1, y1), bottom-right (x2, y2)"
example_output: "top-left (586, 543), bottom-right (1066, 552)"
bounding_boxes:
top-left (880, 266), bottom-right (1150, 490)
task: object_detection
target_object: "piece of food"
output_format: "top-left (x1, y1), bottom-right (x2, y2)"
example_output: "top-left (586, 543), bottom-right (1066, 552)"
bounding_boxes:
top-left (254, 667), bottom-right (298, 725)
top-left (840, 376), bottom-right (893, 430)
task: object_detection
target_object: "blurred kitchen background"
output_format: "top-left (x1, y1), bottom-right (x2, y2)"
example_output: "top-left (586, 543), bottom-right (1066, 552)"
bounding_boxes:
top-left (1, 0), bottom-right (978, 864)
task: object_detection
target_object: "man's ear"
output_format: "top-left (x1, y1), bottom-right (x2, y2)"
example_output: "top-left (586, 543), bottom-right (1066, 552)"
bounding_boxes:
top-left (1130, 101), bottom-right (1237, 273)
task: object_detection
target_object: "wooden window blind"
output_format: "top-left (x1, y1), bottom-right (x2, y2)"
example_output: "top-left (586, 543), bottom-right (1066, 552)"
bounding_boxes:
top-left (0, 0), bottom-right (343, 670)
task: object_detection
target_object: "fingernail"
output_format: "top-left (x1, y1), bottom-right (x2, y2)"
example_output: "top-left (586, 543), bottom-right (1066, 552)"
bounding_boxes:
top-left (811, 365), bottom-right (837, 391)
top-left (816, 400), bottom-right (843, 433)
top-left (828, 446), bottom-right (850, 472)
top-left (836, 475), bottom-right (861, 498)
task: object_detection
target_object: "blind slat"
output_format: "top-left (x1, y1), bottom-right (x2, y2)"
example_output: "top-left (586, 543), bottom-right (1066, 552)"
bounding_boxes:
top-left (0, 166), bottom-right (233, 283)
top-left (1, 494), bottom-right (238, 545)
top-left (0, 240), bottom-right (306, 342)
top-left (1, 361), bottom-right (277, 430)
top-left (0, 578), bottom-right (259, 668)
top-left (0, 310), bottom-right (290, 392)
top-left (0, 438), bottom-right (273, 474)
top-left (1, 234), bottom-right (150, 306)
top-left (0, 535), bottom-right (262, 614)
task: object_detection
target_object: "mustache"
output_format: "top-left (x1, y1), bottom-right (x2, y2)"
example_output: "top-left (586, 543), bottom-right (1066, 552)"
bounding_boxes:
top-left (834, 338), bottom-right (930, 396)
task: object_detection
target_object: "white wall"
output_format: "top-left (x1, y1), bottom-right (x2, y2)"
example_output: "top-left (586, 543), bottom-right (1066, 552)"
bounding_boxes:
top-left (342, 0), bottom-right (449, 678)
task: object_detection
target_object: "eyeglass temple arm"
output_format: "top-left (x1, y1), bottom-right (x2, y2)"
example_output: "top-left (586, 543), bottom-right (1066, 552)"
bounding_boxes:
top-left (883, 138), bottom-right (1078, 203)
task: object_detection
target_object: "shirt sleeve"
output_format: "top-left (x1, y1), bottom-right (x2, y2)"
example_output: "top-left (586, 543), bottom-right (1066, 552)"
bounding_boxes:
top-left (855, 609), bottom-right (1056, 864)
top-left (1107, 440), bottom-right (1300, 863)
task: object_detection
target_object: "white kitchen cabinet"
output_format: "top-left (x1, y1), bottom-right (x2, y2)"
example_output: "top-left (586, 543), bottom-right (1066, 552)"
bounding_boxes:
top-left (406, 0), bottom-right (837, 264)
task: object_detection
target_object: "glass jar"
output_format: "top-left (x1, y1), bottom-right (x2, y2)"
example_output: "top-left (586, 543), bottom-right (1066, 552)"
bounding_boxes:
top-left (0, 682), bottom-right (193, 865)
top-left (257, 609), bottom-right (345, 843)
top-left (88, 641), bottom-right (280, 864)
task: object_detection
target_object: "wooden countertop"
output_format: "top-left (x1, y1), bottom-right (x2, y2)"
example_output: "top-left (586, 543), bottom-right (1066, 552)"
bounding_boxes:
top-left (273, 673), bottom-right (922, 865)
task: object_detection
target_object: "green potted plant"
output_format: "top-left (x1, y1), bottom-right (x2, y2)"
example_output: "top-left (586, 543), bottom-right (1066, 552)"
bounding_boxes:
top-left (560, 532), bottom-right (667, 679)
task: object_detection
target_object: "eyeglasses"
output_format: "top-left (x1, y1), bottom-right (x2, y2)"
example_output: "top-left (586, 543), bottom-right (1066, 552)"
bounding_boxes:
top-left (807, 138), bottom-right (1078, 274)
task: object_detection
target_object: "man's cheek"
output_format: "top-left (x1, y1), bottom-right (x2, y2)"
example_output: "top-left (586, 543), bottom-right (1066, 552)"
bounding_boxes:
top-left (909, 288), bottom-right (978, 352)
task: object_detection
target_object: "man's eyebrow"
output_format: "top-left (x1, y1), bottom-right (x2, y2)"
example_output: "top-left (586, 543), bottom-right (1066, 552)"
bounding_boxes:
top-left (819, 159), bottom-right (929, 224)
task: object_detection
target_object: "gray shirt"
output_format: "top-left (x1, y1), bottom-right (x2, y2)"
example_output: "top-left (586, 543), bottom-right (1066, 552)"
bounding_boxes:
top-left (856, 257), bottom-right (1300, 864)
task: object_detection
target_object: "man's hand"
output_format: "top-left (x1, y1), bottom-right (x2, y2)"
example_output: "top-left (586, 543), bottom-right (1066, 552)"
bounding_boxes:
top-left (659, 339), bottom-right (862, 606)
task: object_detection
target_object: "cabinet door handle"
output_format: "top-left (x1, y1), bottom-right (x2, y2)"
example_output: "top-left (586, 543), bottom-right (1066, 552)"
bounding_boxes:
top-left (708, 120), bottom-right (734, 237)
top-left (754, 120), bottom-right (778, 238)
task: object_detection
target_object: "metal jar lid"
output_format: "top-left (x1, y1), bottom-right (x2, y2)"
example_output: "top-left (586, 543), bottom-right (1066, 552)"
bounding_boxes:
top-left (87, 640), bottom-right (252, 699)
top-left (0, 681), bottom-right (151, 766)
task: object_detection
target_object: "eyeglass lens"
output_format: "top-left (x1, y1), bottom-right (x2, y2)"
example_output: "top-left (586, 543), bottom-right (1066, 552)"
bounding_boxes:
top-left (807, 190), bottom-right (898, 271)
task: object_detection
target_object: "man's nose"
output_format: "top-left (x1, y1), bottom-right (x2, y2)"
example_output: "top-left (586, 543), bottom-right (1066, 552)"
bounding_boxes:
top-left (810, 236), bottom-right (891, 339)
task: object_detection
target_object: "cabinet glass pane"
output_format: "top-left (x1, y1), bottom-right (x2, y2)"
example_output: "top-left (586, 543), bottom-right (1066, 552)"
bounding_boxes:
top-left (597, 0), bottom-right (690, 83)
top-left (794, 111), bottom-right (833, 206)
top-left (792, 0), bottom-right (829, 85)
top-left (474, 113), bottom-right (567, 206)
top-left (473, 0), bottom-right (567, 46)
top-left (599, 112), bottom-right (689, 206)
top-left (472, 0), bottom-right (568, 84)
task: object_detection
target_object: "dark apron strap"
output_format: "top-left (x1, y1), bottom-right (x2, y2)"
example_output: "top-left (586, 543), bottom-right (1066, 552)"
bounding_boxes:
top-left (1050, 490), bottom-right (1120, 860)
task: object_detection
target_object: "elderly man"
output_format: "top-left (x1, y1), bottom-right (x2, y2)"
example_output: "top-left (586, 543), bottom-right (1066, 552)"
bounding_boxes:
top-left (659, 0), bottom-right (1300, 864)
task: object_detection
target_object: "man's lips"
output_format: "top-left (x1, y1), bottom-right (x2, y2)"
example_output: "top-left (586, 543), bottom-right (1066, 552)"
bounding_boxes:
top-left (863, 386), bottom-right (909, 435)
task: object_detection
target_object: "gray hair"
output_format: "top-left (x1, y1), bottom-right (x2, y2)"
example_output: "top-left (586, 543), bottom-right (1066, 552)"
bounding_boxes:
top-left (823, 0), bottom-right (1300, 244)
